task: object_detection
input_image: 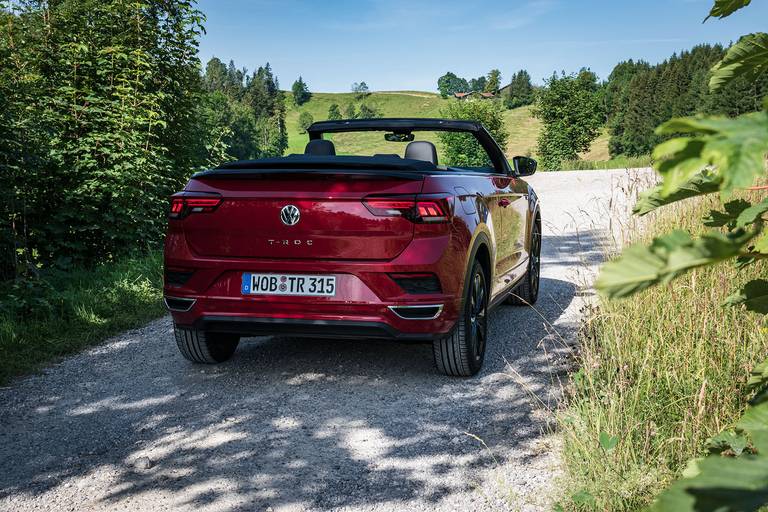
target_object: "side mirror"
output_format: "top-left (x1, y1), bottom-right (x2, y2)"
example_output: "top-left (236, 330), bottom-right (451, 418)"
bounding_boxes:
top-left (512, 156), bottom-right (537, 177)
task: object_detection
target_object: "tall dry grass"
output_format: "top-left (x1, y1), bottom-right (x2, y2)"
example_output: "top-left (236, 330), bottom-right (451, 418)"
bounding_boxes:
top-left (559, 189), bottom-right (768, 510)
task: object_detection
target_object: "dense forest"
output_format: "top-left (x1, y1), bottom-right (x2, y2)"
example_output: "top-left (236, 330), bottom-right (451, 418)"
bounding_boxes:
top-left (605, 43), bottom-right (768, 157)
top-left (0, 1), bottom-right (286, 282)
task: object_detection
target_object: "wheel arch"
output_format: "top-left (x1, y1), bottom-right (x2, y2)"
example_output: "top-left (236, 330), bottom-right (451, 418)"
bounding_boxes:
top-left (463, 231), bottom-right (492, 299)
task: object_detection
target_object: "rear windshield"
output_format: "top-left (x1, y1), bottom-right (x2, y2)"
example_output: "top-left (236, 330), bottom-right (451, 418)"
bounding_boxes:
top-left (314, 130), bottom-right (494, 170)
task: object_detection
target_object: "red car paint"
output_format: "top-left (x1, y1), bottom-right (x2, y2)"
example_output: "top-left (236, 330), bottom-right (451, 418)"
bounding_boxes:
top-left (163, 119), bottom-right (540, 374)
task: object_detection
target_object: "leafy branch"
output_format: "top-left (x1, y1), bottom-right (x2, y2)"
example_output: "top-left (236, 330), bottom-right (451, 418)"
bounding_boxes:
top-left (594, 0), bottom-right (768, 510)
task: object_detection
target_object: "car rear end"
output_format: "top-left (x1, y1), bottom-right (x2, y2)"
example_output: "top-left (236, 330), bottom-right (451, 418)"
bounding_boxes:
top-left (163, 163), bottom-right (465, 343)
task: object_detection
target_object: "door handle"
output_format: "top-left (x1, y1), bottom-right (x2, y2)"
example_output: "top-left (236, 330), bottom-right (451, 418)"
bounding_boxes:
top-left (498, 198), bottom-right (511, 208)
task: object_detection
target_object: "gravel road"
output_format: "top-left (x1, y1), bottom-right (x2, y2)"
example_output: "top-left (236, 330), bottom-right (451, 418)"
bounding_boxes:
top-left (0, 169), bottom-right (647, 512)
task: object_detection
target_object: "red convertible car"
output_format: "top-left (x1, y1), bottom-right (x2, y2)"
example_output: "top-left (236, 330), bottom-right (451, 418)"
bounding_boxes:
top-left (164, 119), bottom-right (541, 376)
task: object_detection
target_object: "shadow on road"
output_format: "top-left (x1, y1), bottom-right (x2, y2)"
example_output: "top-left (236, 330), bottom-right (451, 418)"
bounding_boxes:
top-left (0, 234), bottom-right (593, 510)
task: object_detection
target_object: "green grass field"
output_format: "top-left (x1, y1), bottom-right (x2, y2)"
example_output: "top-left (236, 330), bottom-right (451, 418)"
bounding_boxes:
top-left (284, 92), bottom-right (611, 164)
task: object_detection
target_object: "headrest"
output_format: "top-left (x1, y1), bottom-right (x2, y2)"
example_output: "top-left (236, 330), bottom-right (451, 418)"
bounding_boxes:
top-left (305, 139), bottom-right (336, 156)
top-left (404, 141), bottom-right (438, 165)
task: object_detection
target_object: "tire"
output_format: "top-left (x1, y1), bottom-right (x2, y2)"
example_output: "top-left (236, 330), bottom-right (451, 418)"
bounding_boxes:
top-left (433, 261), bottom-right (488, 377)
top-left (507, 215), bottom-right (541, 306)
top-left (174, 325), bottom-right (240, 364)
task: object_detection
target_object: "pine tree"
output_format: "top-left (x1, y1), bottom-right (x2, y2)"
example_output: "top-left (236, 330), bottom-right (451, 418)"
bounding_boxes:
top-left (485, 69), bottom-right (501, 93)
top-left (504, 70), bottom-right (534, 109)
top-left (291, 76), bottom-right (311, 106)
top-left (327, 103), bottom-right (342, 120)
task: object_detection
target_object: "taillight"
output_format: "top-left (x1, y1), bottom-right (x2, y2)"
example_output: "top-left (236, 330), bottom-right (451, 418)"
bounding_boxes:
top-left (363, 195), bottom-right (453, 223)
top-left (363, 197), bottom-right (415, 217)
top-left (169, 194), bottom-right (222, 219)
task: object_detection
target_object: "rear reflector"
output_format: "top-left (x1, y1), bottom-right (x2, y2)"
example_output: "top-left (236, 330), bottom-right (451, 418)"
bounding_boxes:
top-left (363, 194), bottom-right (453, 223)
top-left (165, 268), bottom-right (194, 287)
top-left (389, 273), bottom-right (442, 294)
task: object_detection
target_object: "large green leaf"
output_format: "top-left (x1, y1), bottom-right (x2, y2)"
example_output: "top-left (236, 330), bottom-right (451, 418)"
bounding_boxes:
top-left (634, 171), bottom-right (722, 216)
top-left (737, 198), bottom-right (768, 227)
top-left (703, 199), bottom-right (752, 227)
top-left (705, 0), bottom-right (752, 20)
top-left (654, 112), bottom-right (768, 197)
top-left (710, 33), bottom-right (768, 92)
top-left (597, 230), bottom-right (752, 299)
top-left (724, 280), bottom-right (768, 314)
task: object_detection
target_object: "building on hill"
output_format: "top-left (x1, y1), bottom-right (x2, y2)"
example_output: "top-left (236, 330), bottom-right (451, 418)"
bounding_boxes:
top-left (453, 91), bottom-right (495, 100)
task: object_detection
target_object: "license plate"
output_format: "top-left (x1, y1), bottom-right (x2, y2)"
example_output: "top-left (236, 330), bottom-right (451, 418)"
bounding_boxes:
top-left (241, 273), bottom-right (336, 297)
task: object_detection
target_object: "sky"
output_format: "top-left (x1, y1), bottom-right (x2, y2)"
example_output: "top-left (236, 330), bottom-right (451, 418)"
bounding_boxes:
top-left (196, 0), bottom-right (768, 92)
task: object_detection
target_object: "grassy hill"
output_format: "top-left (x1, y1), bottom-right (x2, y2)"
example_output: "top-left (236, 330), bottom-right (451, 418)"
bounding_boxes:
top-left (284, 91), bottom-right (611, 162)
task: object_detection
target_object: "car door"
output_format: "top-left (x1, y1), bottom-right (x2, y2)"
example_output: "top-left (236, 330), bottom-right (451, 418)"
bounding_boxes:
top-left (508, 176), bottom-right (530, 277)
top-left (482, 175), bottom-right (510, 298)
top-left (491, 175), bottom-right (526, 289)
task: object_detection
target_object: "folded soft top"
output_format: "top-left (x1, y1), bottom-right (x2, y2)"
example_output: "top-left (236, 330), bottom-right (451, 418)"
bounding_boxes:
top-left (192, 154), bottom-right (440, 179)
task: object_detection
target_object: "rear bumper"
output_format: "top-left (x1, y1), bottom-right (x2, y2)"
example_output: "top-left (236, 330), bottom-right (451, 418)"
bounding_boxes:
top-left (164, 229), bottom-right (469, 339)
top-left (189, 316), bottom-right (443, 341)
top-left (166, 296), bottom-right (459, 338)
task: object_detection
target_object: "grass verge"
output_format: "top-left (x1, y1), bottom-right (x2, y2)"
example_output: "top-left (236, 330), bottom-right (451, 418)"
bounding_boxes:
top-left (559, 155), bottom-right (653, 171)
top-left (0, 252), bottom-right (165, 385)
top-left (559, 193), bottom-right (768, 510)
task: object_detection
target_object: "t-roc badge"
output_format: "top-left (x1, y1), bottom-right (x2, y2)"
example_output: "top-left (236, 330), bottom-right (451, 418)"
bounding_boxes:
top-left (280, 205), bottom-right (300, 226)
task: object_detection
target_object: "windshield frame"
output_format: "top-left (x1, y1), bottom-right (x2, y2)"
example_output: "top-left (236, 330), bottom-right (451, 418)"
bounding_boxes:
top-left (307, 118), bottom-right (511, 175)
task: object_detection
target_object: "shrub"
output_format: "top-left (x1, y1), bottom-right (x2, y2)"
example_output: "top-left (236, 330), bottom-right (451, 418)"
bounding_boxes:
top-left (437, 99), bottom-right (508, 167)
top-left (298, 111), bottom-right (314, 134)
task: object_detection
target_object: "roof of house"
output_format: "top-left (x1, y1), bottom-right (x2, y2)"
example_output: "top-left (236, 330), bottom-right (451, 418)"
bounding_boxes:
top-left (453, 91), bottom-right (495, 99)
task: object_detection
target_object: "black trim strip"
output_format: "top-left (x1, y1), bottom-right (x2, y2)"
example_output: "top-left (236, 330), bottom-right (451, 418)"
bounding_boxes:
top-left (188, 316), bottom-right (441, 341)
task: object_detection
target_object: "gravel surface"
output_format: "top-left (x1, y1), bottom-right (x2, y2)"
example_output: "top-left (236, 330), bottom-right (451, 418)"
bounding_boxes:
top-left (0, 169), bottom-right (648, 512)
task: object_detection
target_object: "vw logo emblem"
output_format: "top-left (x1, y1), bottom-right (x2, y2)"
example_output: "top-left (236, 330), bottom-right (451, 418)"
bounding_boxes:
top-left (280, 205), bottom-right (300, 226)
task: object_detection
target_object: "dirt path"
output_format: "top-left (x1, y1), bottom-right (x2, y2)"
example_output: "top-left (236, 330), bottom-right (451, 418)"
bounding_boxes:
top-left (0, 169), bottom-right (646, 512)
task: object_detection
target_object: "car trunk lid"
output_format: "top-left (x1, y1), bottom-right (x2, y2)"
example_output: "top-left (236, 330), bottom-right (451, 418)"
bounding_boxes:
top-left (181, 171), bottom-right (425, 260)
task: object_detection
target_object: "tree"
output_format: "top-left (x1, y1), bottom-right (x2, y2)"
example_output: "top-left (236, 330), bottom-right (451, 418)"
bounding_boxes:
top-left (534, 70), bottom-right (604, 170)
top-left (504, 70), bottom-right (535, 109)
top-left (291, 76), bottom-right (311, 106)
top-left (352, 81), bottom-right (370, 99)
top-left (437, 72), bottom-right (469, 98)
top-left (1, 0), bottom-right (206, 270)
top-left (298, 111), bottom-right (314, 134)
top-left (485, 69), bottom-right (502, 93)
top-left (437, 100), bottom-right (508, 167)
top-left (344, 103), bottom-right (357, 119)
top-left (469, 76), bottom-right (487, 93)
top-left (202, 58), bottom-right (288, 161)
top-left (358, 103), bottom-right (381, 119)
top-left (327, 103), bottom-right (342, 120)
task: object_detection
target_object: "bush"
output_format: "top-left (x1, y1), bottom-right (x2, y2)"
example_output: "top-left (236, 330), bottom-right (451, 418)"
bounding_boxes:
top-left (534, 70), bottom-right (604, 170)
top-left (327, 103), bottom-right (342, 121)
top-left (437, 99), bottom-right (508, 167)
top-left (357, 103), bottom-right (382, 119)
top-left (1, 1), bottom-right (203, 271)
top-left (0, 252), bottom-right (165, 384)
top-left (298, 111), bottom-right (314, 133)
